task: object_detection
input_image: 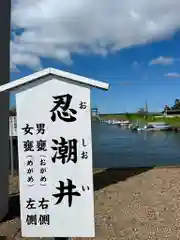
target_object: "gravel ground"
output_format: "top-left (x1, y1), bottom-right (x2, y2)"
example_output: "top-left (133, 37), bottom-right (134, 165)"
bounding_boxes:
top-left (1, 167), bottom-right (180, 239)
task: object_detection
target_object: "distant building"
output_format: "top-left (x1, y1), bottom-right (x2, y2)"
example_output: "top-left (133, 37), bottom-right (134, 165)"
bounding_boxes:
top-left (91, 108), bottom-right (98, 117)
top-left (144, 100), bottom-right (148, 113)
top-left (137, 100), bottom-right (148, 116)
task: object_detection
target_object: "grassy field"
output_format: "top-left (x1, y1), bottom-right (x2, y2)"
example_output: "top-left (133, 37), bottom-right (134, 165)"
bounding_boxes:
top-left (100, 113), bottom-right (180, 127)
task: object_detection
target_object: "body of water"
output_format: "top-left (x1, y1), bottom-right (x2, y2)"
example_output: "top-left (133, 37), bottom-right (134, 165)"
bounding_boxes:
top-left (92, 122), bottom-right (180, 167)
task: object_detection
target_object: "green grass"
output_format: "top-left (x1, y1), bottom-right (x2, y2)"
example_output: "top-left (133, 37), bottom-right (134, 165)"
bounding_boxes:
top-left (100, 114), bottom-right (127, 120)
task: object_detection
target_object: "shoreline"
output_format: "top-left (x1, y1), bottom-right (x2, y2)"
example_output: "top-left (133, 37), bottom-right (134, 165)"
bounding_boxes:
top-left (100, 114), bottom-right (180, 127)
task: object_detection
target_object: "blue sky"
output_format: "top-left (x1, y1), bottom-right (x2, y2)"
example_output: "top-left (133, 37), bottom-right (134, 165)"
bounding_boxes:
top-left (10, 0), bottom-right (180, 114)
top-left (10, 31), bottom-right (180, 113)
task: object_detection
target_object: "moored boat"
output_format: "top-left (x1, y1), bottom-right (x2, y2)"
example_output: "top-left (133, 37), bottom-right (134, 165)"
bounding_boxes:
top-left (104, 119), bottom-right (121, 125)
top-left (129, 123), bottom-right (139, 131)
top-left (120, 120), bottom-right (130, 126)
top-left (137, 122), bottom-right (172, 131)
top-left (111, 120), bottom-right (122, 125)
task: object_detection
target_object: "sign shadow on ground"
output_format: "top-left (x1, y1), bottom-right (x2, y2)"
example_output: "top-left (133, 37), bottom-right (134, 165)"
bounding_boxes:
top-left (93, 168), bottom-right (153, 191)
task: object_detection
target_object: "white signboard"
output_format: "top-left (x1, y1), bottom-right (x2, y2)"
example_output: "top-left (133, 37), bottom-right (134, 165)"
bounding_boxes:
top-left (9, 116), bottom-right (17, 136)
top-left (16, 77), bottom-right (95, 237)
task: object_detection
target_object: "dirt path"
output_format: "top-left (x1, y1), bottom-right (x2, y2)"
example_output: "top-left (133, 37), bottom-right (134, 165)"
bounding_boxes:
top-left (2, 168), bottom-right (180, 239)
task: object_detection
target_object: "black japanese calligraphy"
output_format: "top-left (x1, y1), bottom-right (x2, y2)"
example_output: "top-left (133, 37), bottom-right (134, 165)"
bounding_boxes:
top-left (36, 123), bottom-right (45, 134)
top-left (81, 151), bottom-right (88, 159)
top-left (52, 179), bottom-right (81, 207)
top-left (27, 176), bottom-right (34, 183)
top-left (26, 158), bottom-right (33, 166)
top-left (25, 198), bottom-right (49, 209)
top-left (40, 167), bottom-right (47, 174)
top-left (40, 156), bottom-right (46, 166)
top-left (82, 139), bottom-right (87, 147)
top-left (26, 215), bottom-right (37, 225)
top-left (51, 137), bottom-right (77, 164)
top-left (82, 186), bottom-right (90, 191)
top-left (50, 94), bottom-right (77, 122)
top-left (26, 156), bottom-right (34, 186)
top-left (26, 198), bottom-right (36, 209)
top-left (39, 156), bottom-right (47, 186)
top-left (79, 101), bottom-right (87, 109)
top-left (38, 198), bottom-right (49, 209)
top-left (36, 140), bottom-right (47, 151)
top-left (22, 124), bottom-right (33, 135)
top-left (23, 140), bottom-right (34, 152)
top-left (22, 123), bottom-right (46, 135)
top-left (38, 214), bottom-right (50, 225)
top-left (26, 214), bottom-right (50, 225)
top-left (40, 176), bottom-right (47, 183)
top-left (27, 168), bottom-right (33, 174)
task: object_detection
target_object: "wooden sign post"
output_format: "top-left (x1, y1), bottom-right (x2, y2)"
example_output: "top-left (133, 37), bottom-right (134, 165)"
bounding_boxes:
top-left (0, 0), bottom-right (11, 221)
top-left (0, 68), bottom-right (109, 238)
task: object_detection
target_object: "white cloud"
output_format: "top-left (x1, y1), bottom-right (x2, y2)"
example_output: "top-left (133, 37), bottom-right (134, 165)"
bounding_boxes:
top-left (149, 56), bottom-right (175, 65)
top-left (164, 72), bottom-right (180, 78)
top-left (11, 0), bottom-right (180, 70)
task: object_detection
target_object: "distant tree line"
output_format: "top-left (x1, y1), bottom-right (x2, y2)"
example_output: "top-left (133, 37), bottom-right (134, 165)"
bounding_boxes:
top-left (163, 99), bottom-right (180, 112)
top-left (10, 100), bottom-right (180, 117)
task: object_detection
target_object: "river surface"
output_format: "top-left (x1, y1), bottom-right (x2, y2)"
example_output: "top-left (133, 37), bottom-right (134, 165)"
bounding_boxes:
top-left (92, 122), bottom-right (180, 167)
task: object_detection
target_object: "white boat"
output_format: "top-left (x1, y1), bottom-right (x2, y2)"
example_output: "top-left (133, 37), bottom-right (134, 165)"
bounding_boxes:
top-left (137, 122), bottom-right (172, 131)
top-left (111, 120), bottom-right (121, 125)
top-left (104, 120), bottom-right (111, 124)
top-left (105, 120), bottom-right (121, 125)
top-left (120, 120), bottom-right (130, 126)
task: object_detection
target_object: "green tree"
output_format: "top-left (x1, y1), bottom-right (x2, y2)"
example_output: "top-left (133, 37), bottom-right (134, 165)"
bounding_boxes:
top-left (171, 99), bottom-right (180, 109)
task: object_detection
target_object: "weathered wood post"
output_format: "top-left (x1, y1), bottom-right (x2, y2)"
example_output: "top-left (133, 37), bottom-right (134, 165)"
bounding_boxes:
top-left (0, 68), bottom-right (109, 238)
top-left (0, 0), bottom-right (11, 221)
